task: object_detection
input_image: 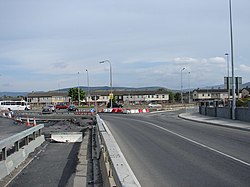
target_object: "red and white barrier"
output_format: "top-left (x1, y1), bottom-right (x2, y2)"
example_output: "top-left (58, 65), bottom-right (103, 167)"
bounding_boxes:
top-left (101, 108), bottom-right (150, 114)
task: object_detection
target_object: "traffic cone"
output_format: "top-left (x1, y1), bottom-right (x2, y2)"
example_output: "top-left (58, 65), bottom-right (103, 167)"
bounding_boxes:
top-left (26, 116), bottom-right (30, 126)
top-left (33, 117), bottom-right (37, 126)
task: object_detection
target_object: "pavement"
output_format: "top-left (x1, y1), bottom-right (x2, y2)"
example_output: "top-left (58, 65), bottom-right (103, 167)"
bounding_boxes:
top-left (179, 112), bottom-right (250, 131)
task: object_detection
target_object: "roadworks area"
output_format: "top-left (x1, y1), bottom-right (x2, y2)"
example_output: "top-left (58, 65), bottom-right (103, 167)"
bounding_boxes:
top-left (0, 115), bottom-right (101, 187)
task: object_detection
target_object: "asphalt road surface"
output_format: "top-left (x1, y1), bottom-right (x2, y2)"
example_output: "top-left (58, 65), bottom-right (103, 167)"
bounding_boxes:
top-left (7, 142), bottom-right (81, 187)
top-left (99, 111), bottom-right (250, 187)
top-left (0, 118), bottom-right (29, 141)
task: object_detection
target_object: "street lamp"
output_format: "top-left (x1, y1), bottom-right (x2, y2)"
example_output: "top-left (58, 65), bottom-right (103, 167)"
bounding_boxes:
top-left (85, 69), bottom-right (90, 107)
top-left (225, 53), bottom-right (230, 104)
top-left (181, 67), bottom-right (185, 104)
top-left (99, 60), bottom-right (113, 108)
top-left (228, 0), bottom-right (236, 120)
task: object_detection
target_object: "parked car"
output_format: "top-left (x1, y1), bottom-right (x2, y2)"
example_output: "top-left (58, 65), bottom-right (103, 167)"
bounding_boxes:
top-left (148, 103), bottom-right (162, 108)
top-left (107, 102), bottom-right (123, 108)
top-left (55, 103), bottom-right (68, 109)
top-left (47, 105), bottom-right (55, 112)
top-left (42, 107), bottom-right (53, 114)
top-left (67, 105), bottom-right (78, 111)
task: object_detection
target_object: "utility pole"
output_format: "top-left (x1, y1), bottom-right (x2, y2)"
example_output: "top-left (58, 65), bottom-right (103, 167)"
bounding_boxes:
top-left (181, 67), bottom-right (185, 104)
top-left (229, 0), bottom-right (236, 120)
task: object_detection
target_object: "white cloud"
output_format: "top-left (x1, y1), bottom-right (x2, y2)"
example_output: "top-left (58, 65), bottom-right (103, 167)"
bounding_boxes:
top-left (209, 57), bottom-right (225, 64)
top-left (239, 64), bottom-right (250, 72)
top-left (174, 57), bottom-right (198, 63)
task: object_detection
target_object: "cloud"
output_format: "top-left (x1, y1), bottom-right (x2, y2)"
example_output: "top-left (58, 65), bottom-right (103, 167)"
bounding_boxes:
top-left (209, 57), bottom-right (225, 64)
top-left (174, 57), bottom-right (198, 63)
top-left (239, 64), bottom-right (250, 72)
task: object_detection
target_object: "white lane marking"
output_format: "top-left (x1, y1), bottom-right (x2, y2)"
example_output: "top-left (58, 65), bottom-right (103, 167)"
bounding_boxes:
top-left (131, 118), bottom-right (250, 167)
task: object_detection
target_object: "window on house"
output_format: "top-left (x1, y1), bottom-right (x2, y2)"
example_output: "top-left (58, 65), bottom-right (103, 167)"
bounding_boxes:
top-left (162, 95), bottom-right (165, 98)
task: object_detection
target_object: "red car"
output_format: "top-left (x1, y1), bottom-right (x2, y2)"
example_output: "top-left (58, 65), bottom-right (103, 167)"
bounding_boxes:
top-left (55, 103), bottom-right (68, 109)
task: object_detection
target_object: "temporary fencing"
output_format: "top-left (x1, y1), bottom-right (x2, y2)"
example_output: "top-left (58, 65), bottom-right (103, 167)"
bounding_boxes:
top-left (100, 108), bottom-right (150, 114)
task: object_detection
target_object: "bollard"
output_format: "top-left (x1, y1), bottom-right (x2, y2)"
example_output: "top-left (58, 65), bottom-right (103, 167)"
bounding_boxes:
top-left (33, 117), bottom-right (37, 126)
top-left (26, 116), bottom-right (30, 126)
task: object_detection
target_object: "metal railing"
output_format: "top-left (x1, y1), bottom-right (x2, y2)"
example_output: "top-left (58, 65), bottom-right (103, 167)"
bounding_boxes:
top-left (0, 124), bottom-right (45, 181)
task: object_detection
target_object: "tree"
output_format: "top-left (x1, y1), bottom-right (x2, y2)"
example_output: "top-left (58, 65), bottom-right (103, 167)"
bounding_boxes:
top-left (174, 92), bottom-right (181, 102)
top-left (168, 91), bottom-right (175, 103)
top-left (68, 88), bottom-right (85, 103)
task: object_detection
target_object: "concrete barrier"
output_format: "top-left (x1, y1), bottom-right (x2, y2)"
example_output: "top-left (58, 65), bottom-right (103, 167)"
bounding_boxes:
top-left (96, 114), bottom-right (141, 187)
top-left (50, 132), bottom-right (83, 143)
top-left (0, 124), bottom-right (45, 180)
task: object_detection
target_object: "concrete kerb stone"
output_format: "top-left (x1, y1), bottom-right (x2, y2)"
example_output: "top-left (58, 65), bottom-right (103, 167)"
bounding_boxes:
top-left (179, 113), bottom-right (250, 132)
top-left (73, 132), bottom-right (89, 187)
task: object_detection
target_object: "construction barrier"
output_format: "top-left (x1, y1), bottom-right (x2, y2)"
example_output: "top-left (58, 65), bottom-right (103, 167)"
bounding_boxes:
top-left (101, 108), bottom-right (150, 114)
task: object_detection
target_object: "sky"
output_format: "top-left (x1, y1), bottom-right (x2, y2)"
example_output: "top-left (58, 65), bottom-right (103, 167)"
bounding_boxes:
top-left (0, 0), bottom-right (249, 92)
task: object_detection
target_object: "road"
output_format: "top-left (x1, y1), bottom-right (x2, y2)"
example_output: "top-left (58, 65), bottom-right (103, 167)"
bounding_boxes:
top-left (0, 117), bottom-right (29, 141)
top-left (99, 111), bottom-right (250, 187)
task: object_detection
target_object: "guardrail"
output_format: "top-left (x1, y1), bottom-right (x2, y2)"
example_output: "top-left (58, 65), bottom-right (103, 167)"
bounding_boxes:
top-left (96, 114), bottom-right (141, 187)
top-left (0, 124), bottom-right (45, 180)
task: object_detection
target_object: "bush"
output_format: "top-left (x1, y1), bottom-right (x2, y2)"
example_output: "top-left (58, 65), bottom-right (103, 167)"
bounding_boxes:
top-left (236, 98), bottom-right (250, 107)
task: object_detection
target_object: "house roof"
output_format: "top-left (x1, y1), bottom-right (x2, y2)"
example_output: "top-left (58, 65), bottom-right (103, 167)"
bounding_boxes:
top-left (193, 89), bottom-right (228, 93)
top-left (90, 90), bottom-right (169, 96)
top-left (27, 91), bottom-right (68, 97)
top-left (241, 87), bottom-right (250, 92)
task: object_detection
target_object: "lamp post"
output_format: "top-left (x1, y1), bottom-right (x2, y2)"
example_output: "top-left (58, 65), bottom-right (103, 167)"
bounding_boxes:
top-left (181, 67), bottom-right (185, 104)
top-left (225, 53), bottom-right (230, 104)
top-left (85, 69), bottom-right (90, 107)
top-left (188, 71), bottom-right (191, 104)
top-left (78, 72), bottom-right (80, 106)
top-left (99, 60), bottom-right (113, 108)
top-left (228, 0), bottom-right (235, 120)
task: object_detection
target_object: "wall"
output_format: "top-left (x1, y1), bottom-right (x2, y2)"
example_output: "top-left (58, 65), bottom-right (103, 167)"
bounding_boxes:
top-left (199, 101), bottom-right (250, 122)
top-left (236, 108), bottom-right (250, 122)
top-left (217, 107), bottom-right (231, 119)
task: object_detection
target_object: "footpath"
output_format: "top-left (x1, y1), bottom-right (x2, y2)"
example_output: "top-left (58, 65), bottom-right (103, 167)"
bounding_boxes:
top-left (179, 112), bottom-right (250, 131)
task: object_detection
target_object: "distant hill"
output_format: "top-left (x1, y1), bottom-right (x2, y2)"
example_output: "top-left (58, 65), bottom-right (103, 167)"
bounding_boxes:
top-left (243, 82), bottom-right (250, 88)
top-left (0, 92), bottom-right (28, 97)
top-left (57, 86), bottom-right (172, 92)
top-left (201, 81), bottom-right (250, 90)
top-left (1, 82), bottom-right (249, 97)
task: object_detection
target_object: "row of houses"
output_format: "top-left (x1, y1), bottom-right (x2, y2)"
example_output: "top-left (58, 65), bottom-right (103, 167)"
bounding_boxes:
top-left (26, 87), bottom-right (250, 107)
top-left (184, 87), bottom-right (250, 102)
top-left (27, 90), bottom-right (170, 107)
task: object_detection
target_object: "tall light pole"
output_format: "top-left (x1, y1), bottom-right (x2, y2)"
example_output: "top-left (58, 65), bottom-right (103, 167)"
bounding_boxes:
top-left (86, 69), bottom-right (90, 107)
top-left (188, 71), bottom-right (191, 104)
top-left (181, 67), bottom-right (185, 104)
top-left (99, 60), bottom-right (113, 108)
top-left (78, 72), bottom-right (80, 106)
top-left (229, 0), bottom-right (235, 120)
top-left (225, 53), bottom-right (230, 104)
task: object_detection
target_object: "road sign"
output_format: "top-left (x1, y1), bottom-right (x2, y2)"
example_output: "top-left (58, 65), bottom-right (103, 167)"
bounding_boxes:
top-left (109, 93), bottom-right (113, 100)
